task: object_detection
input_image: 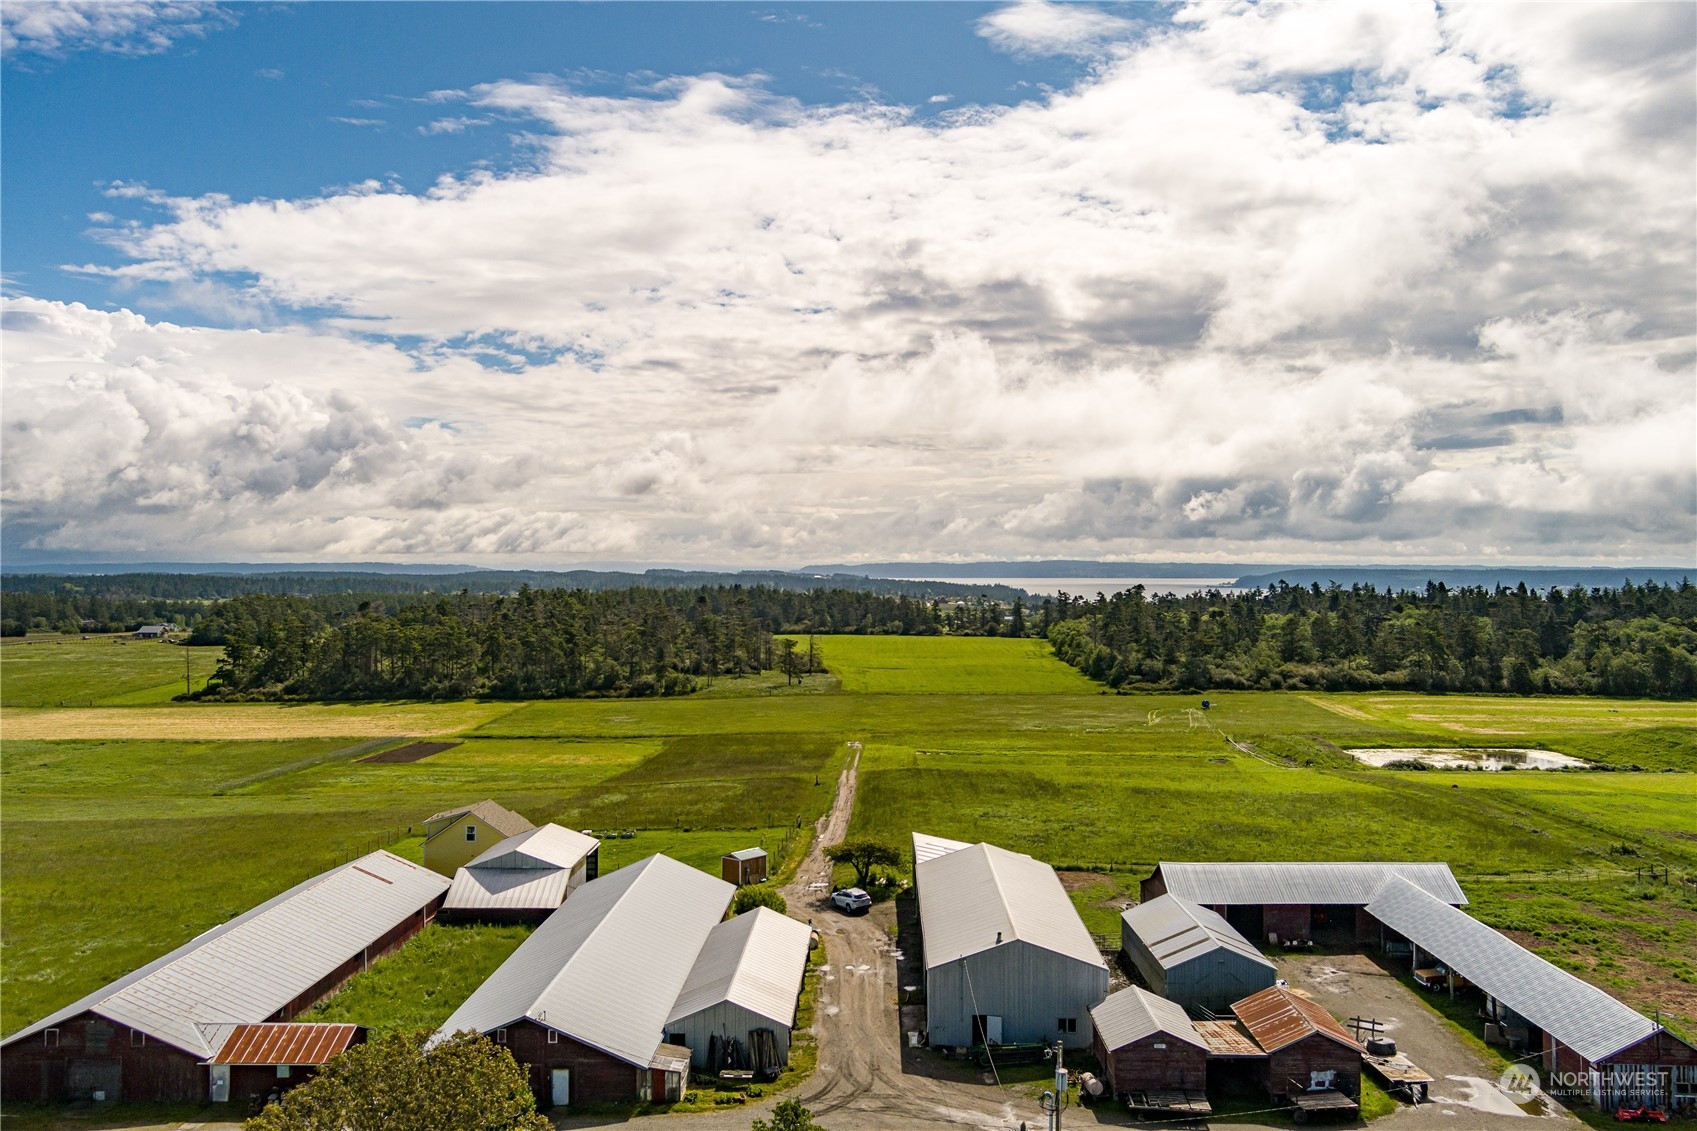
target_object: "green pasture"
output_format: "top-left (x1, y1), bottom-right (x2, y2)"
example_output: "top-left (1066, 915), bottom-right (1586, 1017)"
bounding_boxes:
top-left (0, 636), bottom-right (222, 707)
top-left (2, 633), bottom-right (1694, 1046)
top-left (305, 923), bottom-right (532, 1033)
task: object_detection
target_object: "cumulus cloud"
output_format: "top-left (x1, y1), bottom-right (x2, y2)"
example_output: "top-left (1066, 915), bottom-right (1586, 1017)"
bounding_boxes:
top-left (977, 0), bottom-right (1138, 58)
top-left (2, 1), bottom-right (232, 59)
top-left (4, 1), bottom-right (1693, 564)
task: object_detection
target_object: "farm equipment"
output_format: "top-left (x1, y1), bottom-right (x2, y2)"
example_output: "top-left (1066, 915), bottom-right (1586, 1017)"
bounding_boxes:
top-left (1614, 1104), bottom-right (1669, 1123)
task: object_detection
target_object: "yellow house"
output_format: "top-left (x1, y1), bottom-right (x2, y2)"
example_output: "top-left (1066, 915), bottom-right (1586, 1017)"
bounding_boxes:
top-left (422, 800), bottom-right (536, 877)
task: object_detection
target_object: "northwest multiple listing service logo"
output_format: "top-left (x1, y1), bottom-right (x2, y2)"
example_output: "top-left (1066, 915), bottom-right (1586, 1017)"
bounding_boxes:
top-left (1498, 1064), bottom-right (1541, 1103)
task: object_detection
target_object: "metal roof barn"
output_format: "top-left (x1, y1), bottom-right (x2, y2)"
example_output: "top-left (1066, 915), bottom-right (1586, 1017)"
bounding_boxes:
top-left (211, 1024), bottom-right (362, 1066)
top-left (2, 851), bottom-right (449, 1058)
top-left (1091, 985), bottom-right (1210, 1053)
top-left (1232, 986), bottom-right (1364, 1054)
top-left (1365, 875), bottom-right (1661, 1063)
top-left (916, 841), bottom-right (1109, 1050)
top-left (911, 830), bottom-right (972, 869)
top-left (1121, 894), bottom-right (1277, 1014)
top-left (666, 907), bottom-right (814, 1070)
top-left (444, 824), bottom-right (599, 919)
top-left (466, 824), bottom-right (598, 872)
top-left (433, 854), bottom-right (734, 1070)
top-left (1146, 862), bottom-right (1467, 907)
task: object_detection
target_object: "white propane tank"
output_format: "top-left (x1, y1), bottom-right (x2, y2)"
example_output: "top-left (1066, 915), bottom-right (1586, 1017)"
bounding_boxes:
top-left (1080, 1072), bottom-right (1104, 1097)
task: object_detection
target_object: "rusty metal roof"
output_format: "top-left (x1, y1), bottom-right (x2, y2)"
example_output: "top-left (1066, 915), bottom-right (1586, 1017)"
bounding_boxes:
top-left (1193, 1019), bottom-right (1266, 1058)
top-left (212, 1023), bottom-right (361, 1065)
top-left (1232, 986), bottom-right (1364, 1053)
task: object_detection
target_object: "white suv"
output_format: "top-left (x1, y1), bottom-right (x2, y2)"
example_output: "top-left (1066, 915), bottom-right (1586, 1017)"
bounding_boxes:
top-left (830, 887), bottom-right (872, 914)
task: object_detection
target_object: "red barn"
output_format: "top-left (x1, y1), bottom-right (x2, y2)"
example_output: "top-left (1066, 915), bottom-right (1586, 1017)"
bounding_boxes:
top-left (1089, 985), bottom-right (1210, 1100)
top-left (1232, 985), bottom-right (1365, 1104)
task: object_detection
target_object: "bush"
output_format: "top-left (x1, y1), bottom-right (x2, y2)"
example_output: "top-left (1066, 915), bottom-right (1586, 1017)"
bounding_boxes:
top-left (732, 886), bottom-right (787, 915)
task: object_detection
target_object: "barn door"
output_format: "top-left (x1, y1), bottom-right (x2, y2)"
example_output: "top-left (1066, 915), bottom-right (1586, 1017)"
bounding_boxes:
top-left (209, 1064), bottom-right (231, 1103)
top-left (986, 1016), bottom-right (1003, 1044)
top-left (550, 1068), bottom-right (570, 1107)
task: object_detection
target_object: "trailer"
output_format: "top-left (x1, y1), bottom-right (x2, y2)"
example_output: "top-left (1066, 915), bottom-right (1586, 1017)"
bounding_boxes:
top-left (1364, 1052), bottom-right (1433, 1103)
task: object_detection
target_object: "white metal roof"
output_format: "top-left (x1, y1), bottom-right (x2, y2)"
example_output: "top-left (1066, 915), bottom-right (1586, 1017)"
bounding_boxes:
top-left (1153, 862), bottom-right (1466, 906)
top-left (912, 830), bottom-right (972, 868)
top-left (668, 907), bottom-right (813, 1029)
top-left (1123, 894), bottom-right (1275, 973)
top-left (466, 824), bottom-right (598, 871)
top-left (3, 851), bottom-right (449, 1056)
top-left (724, 848), bottom-right (767, 862)
top-left (916, 842), bottom-right (1106, 971)
top-left (1366, 875), bottom-right (1660, 1063)
top-left (433, 854), bottom-right (733, 1068)
top-left (445, 867), bottom-right (573, 912)
top-left (1090, 985), bottom-right (1210, 1052)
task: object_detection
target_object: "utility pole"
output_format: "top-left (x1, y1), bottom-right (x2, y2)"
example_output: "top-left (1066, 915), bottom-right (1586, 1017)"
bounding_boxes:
top-left (1040, 1041), bottom-right (1067, 1131)
top-left (184, 641), bottom-right (192, 696)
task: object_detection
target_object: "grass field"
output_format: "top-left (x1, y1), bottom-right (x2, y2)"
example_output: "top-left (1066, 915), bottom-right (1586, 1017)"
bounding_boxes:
top-left (304, 923), bottom-right (532, 1033)
top-left (1, 636), bottom-right (223, 707)
top-left (2, 633), bottom-right (1693, 1051)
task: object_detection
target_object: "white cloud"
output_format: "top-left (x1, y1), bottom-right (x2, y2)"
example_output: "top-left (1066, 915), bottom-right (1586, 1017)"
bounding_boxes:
top-left (419, 116), bottom-right (488, 136)
top-left (4, 1), bottom-right (1693, 565)
top-left (977, 0), bottom-right (1138, 59)
top-left (2, 1), bottom-right (232, 59)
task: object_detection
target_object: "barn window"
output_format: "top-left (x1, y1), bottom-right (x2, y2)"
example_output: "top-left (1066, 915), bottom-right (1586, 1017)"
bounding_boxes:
top-left (547, 1030), bottom-right (559, 1045)
top-left (494, 1028), bottom-right (508, 1044)
top-left (44, 1029), bottom-right (59, 1048)
top-left (465, 825), bottom-right (478, 842)
top-left (1056, 1018), bottom-right (1077, 1033)
top-left (277, 1065), bottom-right (292, 1078)
top-left (667, 1032), bottom-right (685, 1047)
top-left (131, 1030), bottom-right (146, 1047)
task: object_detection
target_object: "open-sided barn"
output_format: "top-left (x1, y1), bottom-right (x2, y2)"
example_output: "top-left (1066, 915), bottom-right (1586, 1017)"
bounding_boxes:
top-left (1141, 861), bottom-right (1466, 946)
top-left (433, 854), bottom-right (735, 1109)
top-left (665, 906), bottom-right (813, 1073)
top-left (1367, 875), bottom-right (1697, 1113)
top-left (0, 851), bottom-right (448, 1105)
top-left (442, 824), bottom-right (600, 924)
top-left (914, 835), bottom-right (1109, 1050)
top-left (1121, 894), bottom-right (1276, 1014)
top-left (1090, 985), bottom-right (1211, 1099)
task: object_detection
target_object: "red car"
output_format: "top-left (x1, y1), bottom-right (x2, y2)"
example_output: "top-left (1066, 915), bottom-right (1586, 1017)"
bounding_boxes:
top-left (1614, 1104), bottom-right (1668, 1123)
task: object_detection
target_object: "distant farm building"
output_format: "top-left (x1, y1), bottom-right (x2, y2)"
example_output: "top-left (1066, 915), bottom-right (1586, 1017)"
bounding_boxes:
top-left (721, 848), bottom-right (768, 886)
top-left (1121, 894), bottom-right (1277, 1014)
top-left (912, 833), bottom-right (1109, 1050)
top-left (422, 800), bottom-right (536, 877)
top-left (442, 824), bottom-right (600, 925)
top-left (1090, 985), bottom-right (1210, 1100)
top-left (1367, 875), bottom-right (1697, 1113)
top-left (133, 624), bottom-right (174, 639)
top-left (0, 852), bottom-right (448, 1105)
top-left (207, 1023), bottom-right (364, 1104)
top-left (665, 907), bottom-right (813, 1074)
top-left (1231, 985), bottom-right (1365, 1107)
top-left (1141, 861), bottom-right (1466, 946)
top-left (433, 854), bottom-right (735, 1108)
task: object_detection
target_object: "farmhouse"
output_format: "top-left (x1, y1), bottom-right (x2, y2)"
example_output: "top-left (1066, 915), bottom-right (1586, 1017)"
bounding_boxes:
top-left (433, 854), bottom-right (734, 1108)
top-left (1231, 985), bottom-right (1365, 1106)
top-left (207, 1023), bottom-right (364, 1105)
top-left (1121, 894), bottom-right (1277, 1014)
top-left (0, 851), bottom-right (448, 1105)
top-left (1141, 861), bottom-right (1466, 946)
top-left (1367, 875), bottom-right (1697, 1113)
top-left (1089, 985), bottom-right (1210, 1100)
top-left (442, 824), bottom-right (600, 924)
top-left (913, 835), bottom-right (1109, 1050)
top-left (422, 800), bottom-right (536, 876)
top-left (720, 848), bottom-right (768, 886)
top-left (665, 906), bottom-right (813, 1073)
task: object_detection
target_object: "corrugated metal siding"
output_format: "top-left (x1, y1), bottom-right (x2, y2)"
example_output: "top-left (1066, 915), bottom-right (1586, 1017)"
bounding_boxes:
top-left (1120, 896), bottom-right (1276, 1013)
top-left (665, 1001), bottom-right (792, 1070)
top-left (3, 851), bottom-right (449, 1056)
top-left (916, 843), bottom-right (1105, 970)
top-left (212, 1023), bottom-right (360, 1065)
top-left (1152, 862), bottom-right (1466, 906)
top-left (667, 908), bottom-right (812, 1028)
top-left (1090, 986), bottom-right (1208, 1052)
top-left (926, 939), bottom-right (1110, 1050)
top-left (433, 854), bottom-right (733, 1069)
top-left (467, 824), bottom-right (598, 872)
top-left (445, 867), bottom-right (572, 912)
top-left (1366, 875), bottom-right (1658, 1063)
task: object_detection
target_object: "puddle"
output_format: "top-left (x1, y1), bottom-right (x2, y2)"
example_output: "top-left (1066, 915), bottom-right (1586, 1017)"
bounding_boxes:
top-left (1347, 747), bottom-right (1593, 771)
top-left (1434, 1075), bottom-right (1545, 1118)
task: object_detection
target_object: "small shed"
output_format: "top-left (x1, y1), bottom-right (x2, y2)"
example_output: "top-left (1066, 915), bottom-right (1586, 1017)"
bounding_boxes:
top-left (208, 1023), bottom-right (363, 1105)
top-left (1121, 894), bottom-right (1276, 1014)
top-left (1231, 985), bottom-right (1364, 1102)
top-left (665, 907), bottom-right (813, 1072)
top-left (422, 801), bottom-right (536, 877)
top-left (721, 848), bottom-right (768, 886)
top-left (1089, 986), bottom-right (1210, 1099)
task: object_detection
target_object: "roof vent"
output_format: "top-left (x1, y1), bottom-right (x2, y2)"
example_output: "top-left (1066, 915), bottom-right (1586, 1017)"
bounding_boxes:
top-left (995, 931), bottom-right (1002, 945)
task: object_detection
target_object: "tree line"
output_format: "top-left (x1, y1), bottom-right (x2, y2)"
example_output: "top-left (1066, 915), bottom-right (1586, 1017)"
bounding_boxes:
top-left (1043, 579), bottom-right (1697, 697)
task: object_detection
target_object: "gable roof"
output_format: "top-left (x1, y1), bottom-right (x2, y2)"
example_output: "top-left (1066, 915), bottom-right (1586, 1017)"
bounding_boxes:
top-left (1366, 875), bottom-right (1662, 1063)
top-left (1123, 894), bottom-right (1275, 973)
top-left (915, 842), bottom-right (1105, 970)
top-left (466, 824), bottom-right (598, 871)
top-left (211, 1023), bottom-right (362, 1066)
top-left (668, 907), bottom-right (813, 1028)
top-left (1090, 985), bottom-right (1209, 1053)
top-left (444, 867), bottom-right (573, 913)
top-left (423, 801), bottom-right (535, 843)
top-left (433, 854), bottom-right (733, 1068)
top-left (1232, 985), bottom-right (1363, 1053)
top-left (3, 852), bottom-right (449, 1056)
top-left (1152, 862), bottom-right (1466, 906)
top-left (912, 830), bottom-right (972, 868)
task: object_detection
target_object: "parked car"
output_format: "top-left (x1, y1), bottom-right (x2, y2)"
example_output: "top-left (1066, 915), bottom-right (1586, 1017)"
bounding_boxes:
top-left (831, 887), bottom-right (872, 914)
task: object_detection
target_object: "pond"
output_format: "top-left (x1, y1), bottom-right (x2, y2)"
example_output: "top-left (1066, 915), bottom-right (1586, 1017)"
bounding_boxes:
top-left (1346, 747), bottom-right (1594, 771)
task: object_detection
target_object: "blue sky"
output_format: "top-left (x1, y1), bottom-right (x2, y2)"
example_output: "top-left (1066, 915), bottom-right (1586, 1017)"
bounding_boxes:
top-left (1, 2), bottom-right (1693, 567)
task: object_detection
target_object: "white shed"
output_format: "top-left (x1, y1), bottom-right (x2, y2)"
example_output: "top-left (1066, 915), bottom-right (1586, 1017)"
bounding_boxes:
top-left (664, 907), bottom-right (813, 1072)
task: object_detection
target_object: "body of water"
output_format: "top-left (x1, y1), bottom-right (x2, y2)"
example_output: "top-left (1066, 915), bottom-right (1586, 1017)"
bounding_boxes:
top-left (885, 575), bottom-right (1244, 598)
top-left (1347, 747), bottom-right (1594, 771)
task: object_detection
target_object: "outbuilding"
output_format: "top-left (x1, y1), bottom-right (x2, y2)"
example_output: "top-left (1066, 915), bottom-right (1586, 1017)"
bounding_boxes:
top-left (433, 854), bottom-right (735, 1109)
top-left (721, 848), bottom-right (768, 886)
top-left (1231, 985), bottom-right (1364, 1104)
top-left (914, 836), bottom-right (1109, 1050)
top-left (0, 851), bottom-right (448, 1105)
top-left (1121, 894), bottom-right (1276, 1015)
top-left (442, 824), bottom-right (600, 925)
top-left (207, 1023), bottom-right (364, 1104)
top-left (1089, 985), bottom-right (1211, 1099)
top-left (665, 906), bottom-right (813, 1074)
top-left (1141, 862), bottom-right (1466, 946)
top-left (422, 800), bottom-right (536, 877)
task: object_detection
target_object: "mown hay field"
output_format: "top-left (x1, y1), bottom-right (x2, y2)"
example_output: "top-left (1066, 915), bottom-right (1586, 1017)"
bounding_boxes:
top-left (0, 636), bottom-right (223, 707)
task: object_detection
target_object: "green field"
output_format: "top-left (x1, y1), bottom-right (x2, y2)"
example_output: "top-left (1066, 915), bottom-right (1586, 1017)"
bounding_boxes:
top-left (3, 634), bottom-right (1693, 1045)
top-left (0, 636), bottom-right (222, 707)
